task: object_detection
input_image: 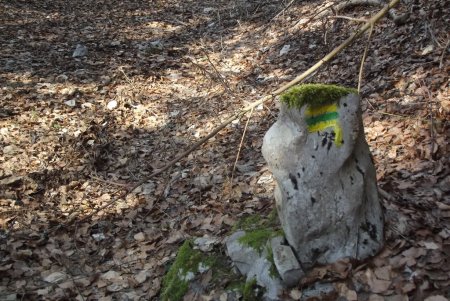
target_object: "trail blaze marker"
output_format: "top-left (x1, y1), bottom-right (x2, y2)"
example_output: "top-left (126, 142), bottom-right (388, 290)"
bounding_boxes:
top-left (262, 92), bottom-right (384, 281)
top-left (305, 103), bottom-right (343, 146)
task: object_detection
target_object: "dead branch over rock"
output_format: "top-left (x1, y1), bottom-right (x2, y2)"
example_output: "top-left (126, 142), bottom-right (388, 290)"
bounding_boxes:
top-left (61, 0), bottom-right (402, 227)
top-left (319, 0), bottom-right (409, 25)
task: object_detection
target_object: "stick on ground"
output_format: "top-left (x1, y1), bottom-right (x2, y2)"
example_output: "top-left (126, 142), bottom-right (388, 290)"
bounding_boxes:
top-left (62, 0), bottom-right (401, 227)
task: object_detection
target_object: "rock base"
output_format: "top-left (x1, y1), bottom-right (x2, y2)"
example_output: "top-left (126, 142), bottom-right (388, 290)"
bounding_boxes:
top-left (226, 231), bottom-right (304, 300)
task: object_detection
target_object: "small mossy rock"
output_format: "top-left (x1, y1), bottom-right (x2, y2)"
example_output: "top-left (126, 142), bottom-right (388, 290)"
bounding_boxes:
top-left (242, 278), bottom-right (257, 301)
top-left (238, 228), bottom-right (279, 254)
top-left (226, 231), bottom-right (284, 300)
top-left (270, 236), bottom-right (304, 287)
top-left (262, 91), bottom-right (384, 271)
top-left (161, 240), bottom-right (211, 301)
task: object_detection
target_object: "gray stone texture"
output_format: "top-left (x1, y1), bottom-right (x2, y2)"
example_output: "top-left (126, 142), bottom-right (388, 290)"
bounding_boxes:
top-left (225, 231), bottom-right (283, 300)
top-left (72, 44), bottom-right (88, 58)
top-left (270, 236), bottom-right (304, 287)
top-left (262, 93), bottom-right (383, 271)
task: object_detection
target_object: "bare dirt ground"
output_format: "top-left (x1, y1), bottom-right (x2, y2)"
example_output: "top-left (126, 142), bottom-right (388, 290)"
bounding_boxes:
top-left (1, 0), bottom-right (449, 300)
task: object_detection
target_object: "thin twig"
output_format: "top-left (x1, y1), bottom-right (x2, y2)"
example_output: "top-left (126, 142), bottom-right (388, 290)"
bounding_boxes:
top-left (231, 107), bottom-right (255, 181)
top-left (358, 23), bottom-right (374, 93)
top-left (290, 3), bottom-right (334, 33)
top-left (372, 111), bottom-right (410, 119)
top-left (278, 0), bottom-right (400, 91)
top-left (89, 175), bottom-right (129, 187)
top-left (269, 0), bottom-right (297, 24)
top-left (119, 66), bottom-right (132, 83)
top-left (200, 49), bottom-right (235, 95)
top-left (378, 187), bottom-right (394, 201)
top-left (328, 15), bottom-right (367, 23)
top-left (315, 0), bottom-right (406, 24)
top-left (56, 254), bottom-right (86, 301)
top-left (439, 37), bottom-right (450, 68)
top-left (420, 80), bottom-right (436, 160)
top-left (60, 0), bottom-right (401, 227)
top-left (425, 22), bottom-right (442, 48)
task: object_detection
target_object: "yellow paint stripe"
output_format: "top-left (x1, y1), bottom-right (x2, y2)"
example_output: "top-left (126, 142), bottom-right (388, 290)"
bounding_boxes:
top-left (334, 124), bottom-right (343, 147)
top-left (308, 120), bottom-right (338, 132)
top-left (305, 103), bottom-right (338, 117)
top-left (307, 119), bottom-right (343, 147)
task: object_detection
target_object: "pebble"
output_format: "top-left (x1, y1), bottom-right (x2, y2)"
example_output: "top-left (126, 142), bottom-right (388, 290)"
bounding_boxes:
top-left (279, 44), bottom-right (291, 56)
top-left (107, 100), bottom-right (118, 110)
top-left (64, 99), bottom-right (76, 107)
top-left (72, 44), bottom-right (88, 58)
top-left (55, 74), bottom-right (68, 83)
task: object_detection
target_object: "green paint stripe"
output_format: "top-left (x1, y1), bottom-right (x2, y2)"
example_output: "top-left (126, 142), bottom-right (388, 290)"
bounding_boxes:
top-left (306, 112), bottom-right (338, 126)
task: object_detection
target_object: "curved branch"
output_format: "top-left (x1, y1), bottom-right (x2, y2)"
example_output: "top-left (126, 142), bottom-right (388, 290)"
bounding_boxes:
top-left (318, 0), bottom-right (408, 25)
top-left (61, 0), bottom-right (401, 227)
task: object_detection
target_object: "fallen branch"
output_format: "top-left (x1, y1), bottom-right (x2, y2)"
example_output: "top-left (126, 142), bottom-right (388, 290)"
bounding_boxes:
top-left (269, 0), bottom-right (298, 24)
top-left (62, 0), bottom-right (400, 227)
top-left (316, 0), bottom-right (408, 25)
top-left (328, 15), bottom-right (368, 23)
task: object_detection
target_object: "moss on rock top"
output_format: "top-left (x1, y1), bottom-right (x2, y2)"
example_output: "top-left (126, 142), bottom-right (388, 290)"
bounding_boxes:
top-left (233, 210), bottom-right (283, 254)
top-left (238, 228), bottom-right (278, 254)
top-left (280, 83), bottom-right (357, 109)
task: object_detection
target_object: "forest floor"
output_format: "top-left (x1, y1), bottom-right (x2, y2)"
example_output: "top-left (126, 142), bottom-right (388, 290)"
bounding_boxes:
top-left (0, 0), bottom-right (449, 300)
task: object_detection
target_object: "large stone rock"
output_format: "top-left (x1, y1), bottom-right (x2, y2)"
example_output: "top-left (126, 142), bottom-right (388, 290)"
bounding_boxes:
top-left (262, 85), bottom-right (383, 271)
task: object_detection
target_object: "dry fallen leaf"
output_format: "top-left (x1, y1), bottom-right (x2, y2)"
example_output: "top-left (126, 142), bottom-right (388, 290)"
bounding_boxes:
top-left (424, 296), bottom-right (449, 301)
top-left (422, 241), bottom-right (440, 250)
top-left (43, 272), bottom-right (67, 284)
top-left (166, 231), bottom-right (184, 244)
top-left (1, 0), bottom-right (448, 300)
top-left (289, 289), bottom-right (302, 300)
top-left (366, 269), bottom-right (392, 293)
top-left (134, 270), bottom-right (148, 284)
top-left (101, 271), bottom-right (121, 281)
top-left (374, 266), bottom-right (391, 281)
top-left (134, 232), bottom-right (146, 241)
top-left (368, 295), bottom-right (384, 301)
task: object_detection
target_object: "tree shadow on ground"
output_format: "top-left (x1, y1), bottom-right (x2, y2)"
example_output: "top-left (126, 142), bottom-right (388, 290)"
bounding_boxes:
top-left (1, 0), bottom-right (449, 299)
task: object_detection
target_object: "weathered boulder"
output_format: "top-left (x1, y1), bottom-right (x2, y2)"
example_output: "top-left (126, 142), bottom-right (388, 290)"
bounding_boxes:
top-left (262, 84), bottom-right (384, 271)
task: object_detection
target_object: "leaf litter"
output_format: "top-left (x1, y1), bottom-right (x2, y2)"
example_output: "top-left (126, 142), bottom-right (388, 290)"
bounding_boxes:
top-left (0, 0), bottom-right (449, 300)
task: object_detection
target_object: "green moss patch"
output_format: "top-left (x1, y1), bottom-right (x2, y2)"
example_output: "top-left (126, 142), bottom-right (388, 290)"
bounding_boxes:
top-left (243, 278), bottom-right (258, 301)
top-left (234, 210), bottom-right (283, 254)
top-left (238, 229), bottom-right (276, 253)
top-left (233, 209), bottom-right (280, 232)
top-left (161, 240), bottom-right (212, 301)
top-left (280, 83), bottom-right (357, 109)
top-left (266, 245), bottom-right (279, 279)
top-left (232, 214), bottom-right (263, 232)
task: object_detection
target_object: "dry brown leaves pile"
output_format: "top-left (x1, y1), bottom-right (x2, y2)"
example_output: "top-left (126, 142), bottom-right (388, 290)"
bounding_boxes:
top-left (0, 0), bottom-right (449, 300)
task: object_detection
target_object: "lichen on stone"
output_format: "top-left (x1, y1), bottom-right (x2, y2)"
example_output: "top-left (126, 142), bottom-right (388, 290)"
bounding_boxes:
top-left (280, 83), bottom-right (357, 109)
